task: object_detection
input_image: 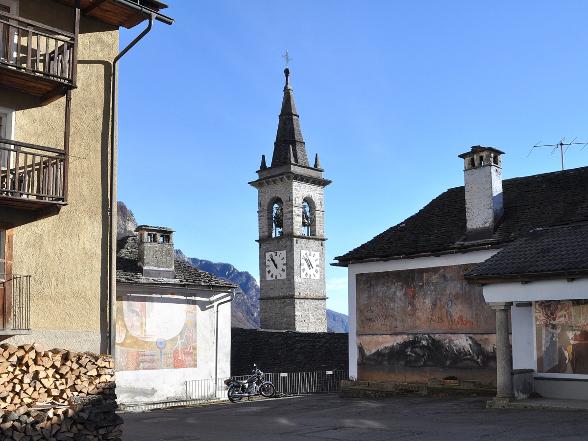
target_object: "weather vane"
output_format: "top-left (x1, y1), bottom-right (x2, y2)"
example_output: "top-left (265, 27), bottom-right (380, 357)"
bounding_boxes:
top-left (282, 50), bottom-right (292, 68)
top-left (529, 137), bottom-right (588, 171)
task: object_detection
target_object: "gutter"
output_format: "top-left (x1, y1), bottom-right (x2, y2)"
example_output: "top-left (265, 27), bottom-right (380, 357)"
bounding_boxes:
top-left (107, 16), bottom-right (155, 356)
top-left (113, 0), bottom-right (174, 25)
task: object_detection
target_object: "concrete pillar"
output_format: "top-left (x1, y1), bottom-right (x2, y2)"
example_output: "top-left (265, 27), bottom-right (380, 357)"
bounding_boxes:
top-left (491, 302), bottom-right (513, 402)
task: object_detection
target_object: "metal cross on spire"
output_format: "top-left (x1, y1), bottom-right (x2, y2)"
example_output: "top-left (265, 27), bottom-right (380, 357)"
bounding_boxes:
top-left (282, 50), bottom-right (292, 68)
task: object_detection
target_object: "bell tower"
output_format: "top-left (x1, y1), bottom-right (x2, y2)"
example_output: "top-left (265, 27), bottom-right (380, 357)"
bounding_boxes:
top-left (249, 68), bottom-right (331, 332)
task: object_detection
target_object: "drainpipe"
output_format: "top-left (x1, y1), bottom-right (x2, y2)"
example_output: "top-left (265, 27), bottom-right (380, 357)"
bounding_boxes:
top-left (214, 291), bottom-right (235, 397)
top-left (107, 16), bottom-right (154, 356)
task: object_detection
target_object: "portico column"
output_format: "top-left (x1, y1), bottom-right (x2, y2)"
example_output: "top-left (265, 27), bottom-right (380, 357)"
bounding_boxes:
top-left (490, 302), bottom-right (513, 400)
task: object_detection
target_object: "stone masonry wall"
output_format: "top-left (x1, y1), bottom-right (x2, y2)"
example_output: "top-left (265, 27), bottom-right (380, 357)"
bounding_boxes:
top-left (0, 344), bottom-right (122, 441)
top-left (231, 329), bottom-right (348, 375)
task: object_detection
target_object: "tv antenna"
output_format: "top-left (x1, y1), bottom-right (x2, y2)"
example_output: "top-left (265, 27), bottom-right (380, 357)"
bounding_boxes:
top-left (528, 137), bottom-right (588, 170)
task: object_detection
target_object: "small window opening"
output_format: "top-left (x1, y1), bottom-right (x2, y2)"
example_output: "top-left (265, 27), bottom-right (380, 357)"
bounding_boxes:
top-left (301, 200), bottom-right (313, 236)
top-left (159, 234), bottom-right (171, 244)
top-left (469, 157), bottom-right (475, 168)
top-left (272, 200), bottom-right (284, 238)
top-left (479, 155), bottom-right (484, 166)
top-left (147, 232), bottom-right (157, 243)
top-left (492, 154), bottom-right (498, 165)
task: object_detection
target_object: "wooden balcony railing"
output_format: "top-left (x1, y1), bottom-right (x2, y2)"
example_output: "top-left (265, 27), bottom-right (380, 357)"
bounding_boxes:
top-left (0, 138), bottom-right (66, 204)
top-left (1, 275), bottom-right (30, 332)
top-left (0, 11), bottom-right (76, 96)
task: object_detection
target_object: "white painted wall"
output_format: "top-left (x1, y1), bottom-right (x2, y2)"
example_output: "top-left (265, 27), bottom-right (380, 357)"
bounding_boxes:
top-left (511, 305), bottom-right (535, 370)
top-left (483, 278), bottom-right (588, 303)
top-left (346, 250), bottom-right (499, 380)
top-left (116, 293), bottom-right (232, 404)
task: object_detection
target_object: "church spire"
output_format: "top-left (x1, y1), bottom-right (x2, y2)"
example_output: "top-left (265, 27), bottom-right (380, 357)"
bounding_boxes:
top-left (271, 68), bottom-right (309, 167)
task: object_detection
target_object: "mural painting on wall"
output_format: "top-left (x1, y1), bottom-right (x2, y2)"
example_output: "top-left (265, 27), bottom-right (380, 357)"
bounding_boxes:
top-left (536, 300), bottom-right (588, 375)
top-left (116, 295), bottom-right (197, 371)
top-left (356, 265), bottom-right (496, 381)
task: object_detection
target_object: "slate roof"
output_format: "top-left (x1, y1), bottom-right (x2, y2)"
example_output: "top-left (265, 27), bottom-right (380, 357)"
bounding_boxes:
top-left (116, 236), bottom-right (237, 289)
top-left (336, 166), bottom-right (588, 264)
top-left (465, 222), bottom-right (588, 281)
top-left (271, 68), bottom-right (310, 168)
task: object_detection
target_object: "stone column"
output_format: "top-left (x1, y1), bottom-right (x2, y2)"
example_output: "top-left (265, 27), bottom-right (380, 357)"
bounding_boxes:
top-left (491, 302), bottom-right (513, 402)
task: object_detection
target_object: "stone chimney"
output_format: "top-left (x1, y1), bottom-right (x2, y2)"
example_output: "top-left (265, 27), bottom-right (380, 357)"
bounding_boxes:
top-left (458, 146), bottom-right (505, 240)
top-left (136, 225), bottom-right (175, 278)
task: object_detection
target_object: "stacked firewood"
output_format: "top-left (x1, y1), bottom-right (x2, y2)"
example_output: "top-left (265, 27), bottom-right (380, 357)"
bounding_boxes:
top-left (0, 344), bottom-right (122, 441)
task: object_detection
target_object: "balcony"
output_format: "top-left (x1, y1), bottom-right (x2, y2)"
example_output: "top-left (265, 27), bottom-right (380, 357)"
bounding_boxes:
top-left (0, 275), bottom-right (31, 335)
top-left (0, 139), bottom-right (66, 221)
top-left (0, 11), bottom-right (76, 102)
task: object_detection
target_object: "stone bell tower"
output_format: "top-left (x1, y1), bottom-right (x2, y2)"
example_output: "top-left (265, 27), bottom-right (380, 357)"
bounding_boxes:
top-left (249, 68), bottom-right (331, 332)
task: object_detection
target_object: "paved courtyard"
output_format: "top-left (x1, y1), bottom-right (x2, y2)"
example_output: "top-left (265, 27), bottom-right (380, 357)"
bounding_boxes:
top-left (122, 394), bottom-right (588, 441)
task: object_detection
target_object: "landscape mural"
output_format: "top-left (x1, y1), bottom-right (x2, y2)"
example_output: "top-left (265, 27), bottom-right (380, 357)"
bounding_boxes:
top-left (116, 295), bottom-right (198, 371)
top-left (356, 264), bottom-right (497, 384)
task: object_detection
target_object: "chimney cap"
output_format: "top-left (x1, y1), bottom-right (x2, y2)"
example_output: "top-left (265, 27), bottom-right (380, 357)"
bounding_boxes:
top-left (458, 146), bottom-right (505, 159)
top-left (135, 225), bottom-right (175, 233)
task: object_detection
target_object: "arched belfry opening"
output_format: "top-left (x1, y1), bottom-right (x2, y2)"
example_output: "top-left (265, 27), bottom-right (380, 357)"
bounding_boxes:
top-left (301, 198), bottom-right (315, 236)
top-left (270, 198), bottom-right (284, 238)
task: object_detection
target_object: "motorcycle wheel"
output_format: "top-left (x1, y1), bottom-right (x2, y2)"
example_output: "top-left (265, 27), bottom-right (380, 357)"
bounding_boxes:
top-left (260, 382), bottom-right (276, 398)
top-left (228, 385), bottom-right (243, 403)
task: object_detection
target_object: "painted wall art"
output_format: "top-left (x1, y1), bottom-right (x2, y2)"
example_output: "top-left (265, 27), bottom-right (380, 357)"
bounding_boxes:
top-left (115, 295), bottom-right (197, 371)
top-left (356, 264), bottom-right (496, 384)
top-left (536, 300), bottom-right (588, 375)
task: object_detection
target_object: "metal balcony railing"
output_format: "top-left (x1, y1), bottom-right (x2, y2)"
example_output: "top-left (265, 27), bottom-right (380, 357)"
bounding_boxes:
top-left (0, 10), bottom-right (76, 86)
top-left (0, 138), bottom-right (66, 203)
top-left (2, 274), bottom-right (30, 332)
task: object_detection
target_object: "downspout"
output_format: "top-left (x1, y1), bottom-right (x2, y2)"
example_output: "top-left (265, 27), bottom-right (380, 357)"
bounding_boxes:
top-left (107, 15), bottom-right (154, 355)
top-left (214, 291), bottom-right (235, 397)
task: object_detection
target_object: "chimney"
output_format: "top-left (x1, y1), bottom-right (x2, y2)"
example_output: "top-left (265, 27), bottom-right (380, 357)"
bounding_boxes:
top-left (458, 146), bottom-right (505, 240)
top-left (136, 225), bottom-right (175, 278)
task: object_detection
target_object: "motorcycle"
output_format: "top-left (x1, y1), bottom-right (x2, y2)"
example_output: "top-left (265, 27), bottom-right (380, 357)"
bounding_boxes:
top-left (224, 364), bottom-right (276, 403)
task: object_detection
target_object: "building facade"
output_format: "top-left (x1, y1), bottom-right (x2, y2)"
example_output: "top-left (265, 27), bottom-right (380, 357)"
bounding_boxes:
top-left (116, 226), bottom-right (235, 404)
top-left (0, 0), bottom-right (170, 353)
top-left (467, 222), bottom-right (588, 401)
top-left (337, 147), bottom-right (588, 397)
top-left (250, 68), bottom-right (331, 332)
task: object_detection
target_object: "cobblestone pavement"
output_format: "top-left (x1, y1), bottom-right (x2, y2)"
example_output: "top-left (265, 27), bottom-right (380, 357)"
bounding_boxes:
top-left (122, 394), bottom-right (588, 441)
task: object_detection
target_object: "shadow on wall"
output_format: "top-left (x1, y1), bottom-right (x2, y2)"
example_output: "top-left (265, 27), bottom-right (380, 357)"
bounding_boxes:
top-left (78, 59), bottom-right (112, 356)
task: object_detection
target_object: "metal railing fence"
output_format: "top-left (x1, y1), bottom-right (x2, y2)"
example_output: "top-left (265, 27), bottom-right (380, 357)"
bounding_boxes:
top-left (185, 370), bottom-right (348, 402)
top-left (2, 274), bottom-right (30, 331)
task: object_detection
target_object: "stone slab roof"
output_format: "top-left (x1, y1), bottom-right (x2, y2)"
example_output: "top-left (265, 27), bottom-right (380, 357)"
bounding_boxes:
top-left (336, 166), bottom-right (588, 264)
top-left (465, 222), bottom-right (588, 281)
top-left (116, 236), bottom-right (236, 289)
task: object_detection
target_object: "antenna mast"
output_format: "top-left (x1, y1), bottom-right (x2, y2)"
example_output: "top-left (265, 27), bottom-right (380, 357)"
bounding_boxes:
top-left (529, 137), bottom-right (588, 170)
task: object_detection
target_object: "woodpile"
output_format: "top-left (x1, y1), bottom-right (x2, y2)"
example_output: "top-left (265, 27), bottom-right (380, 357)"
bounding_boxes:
top-left (0, 344), bottom-right (122, 441)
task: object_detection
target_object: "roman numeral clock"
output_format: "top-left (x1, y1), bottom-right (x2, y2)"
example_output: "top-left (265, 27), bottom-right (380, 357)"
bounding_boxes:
top-left (249, 68), bottom-right (332, 332)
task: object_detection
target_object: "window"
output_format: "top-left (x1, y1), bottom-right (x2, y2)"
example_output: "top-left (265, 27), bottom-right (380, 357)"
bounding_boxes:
top-left (0, 107), bottom-right (14, 174)
top-left (159, 234), bottom-right (171, 244)
top-left (301, 199), bottom-right (313, 236)
top-left (0, 1), bottom-right (18, 64)
top-left (271, 199), bottom-right (283, 238)
top-left (146, 232), bottom-right (157, 243)
top-left (536, 300), bottom-right (588, 375)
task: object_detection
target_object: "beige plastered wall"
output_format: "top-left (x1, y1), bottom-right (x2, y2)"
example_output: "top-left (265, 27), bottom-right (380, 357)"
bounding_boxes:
top-left (0, 0), bottom-right (119, 353)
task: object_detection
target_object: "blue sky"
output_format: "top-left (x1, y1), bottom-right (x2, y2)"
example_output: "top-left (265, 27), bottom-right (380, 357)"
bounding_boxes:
top-left (117, 1), bottom-right (588, 314)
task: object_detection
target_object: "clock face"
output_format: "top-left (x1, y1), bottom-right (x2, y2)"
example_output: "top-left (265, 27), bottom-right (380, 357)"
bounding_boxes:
top-left (265, 251), bottom-right (287, 280)
top-left (301, 250), bottom-right (320, 280)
